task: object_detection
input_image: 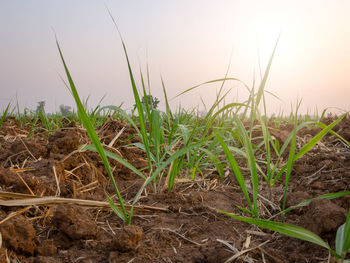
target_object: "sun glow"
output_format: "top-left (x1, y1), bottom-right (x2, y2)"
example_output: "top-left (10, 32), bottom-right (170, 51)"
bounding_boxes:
top-left (246, 4), bottom-right (302, 72)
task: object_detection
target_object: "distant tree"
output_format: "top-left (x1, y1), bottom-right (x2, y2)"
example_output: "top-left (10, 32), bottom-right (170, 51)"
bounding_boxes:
top-left (59, 104), bottom-right (72, 116)
top-left (36, 101), bottom-right (46, 114)
top-left (141, 95), bottom-right (160, 109)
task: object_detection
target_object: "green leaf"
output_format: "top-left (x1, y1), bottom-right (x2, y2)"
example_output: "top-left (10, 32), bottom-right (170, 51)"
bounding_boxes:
top-left (0, 103), bottom-right (10, 127)
top-left (107, 194), bottom-right (126, 221)
top-left (107, 9), bottom-right (151, 171)
top-left (336, 223), bottom-right (346, 256)
top-left (161, 77), bottom-right (174, 123)
top-left (233, 116), bottom-right (259, 217)
top-left (255, 35), bottom-right (280, 107)
top-left (140, 69), bottom-right (152, 121)
top-left (168, 157), bottom-right (180, 191)
top-left (56, 38), bottom-right (129, 222)
top-left (316, 122), bottom-right (350, 147)
top-left (199, 147), bottom-right (224, 178)
top-left (282, 101), bottom-right (300, 212)
top-left (283, 191), bottom-right (350, 214)
top-left (151, 109), bottom-right (162, 163)
top-left (218, 210), bottom-right (334, 253)
top-left (215, 130), bottom-right (253, 214)
top-left (294, 114), bottom-right (345, 161)
top-left (132, 134), bottom-right (213, 204)
top-left (175, 78), bottom-right (249, 99)
top-left (342, 210), bottom-right (350, 255)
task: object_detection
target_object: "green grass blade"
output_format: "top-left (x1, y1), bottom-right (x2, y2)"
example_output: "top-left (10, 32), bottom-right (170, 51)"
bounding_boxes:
top-left (168, 157), bottom-right (180, 191)
top-left (151, 109), bottom-right (162, 163)
top-left (132, 135), bottom-right (213, 204)
top-left (236, 206), bottom-right (254, 216)
top-left (340, 209), bottom-right (350, 256)
top-left (289, 191), bottom-right (350, 212)
top-left (234, 116), bottom-right (259, 217)
top-left (215, 130), bottom-right (253, 214)
top-left (98, 105), bottom-right (141, 135)
top-left (316, 122), bottom-right (350, 147)
top-left (282, 103), bottom-right (299, 212)
top-left (218, 210), bottom-right (334, 253)
top-left (161, 77), bottom-right (174, 123)
top-left (107, 10), bottom-right (151, 171)
top-left (283, 191), bottom-right (350, 214)
top-left (255, 35), bottom-right (280, 107)
top-left (56, 38), bottom-right (129, 222)
top-left (278, 121), bottom-right (314, 156)
top-left (175, 78), bottom-right (249, 99)
top-left (107, 194), bottom-right (127, 221)
top-left (271, 115), bottom-right (339, 186)
top-left (124, 49), bottom-right (151, 170)
top-left (227, 145), bottom-right (247, 158)
top-left (320, 108), bottom-right (328, 121)
top-left (0, 103), bottom-right (10, 127)
top-left (199, 147), bottom-right (224, 178)
top-left (336, 223), bottom-right (346, 257)
top-left (140, 69), bottom-right (151, 112)
top-left (204, 102), bottom-right (247, 134)
top-left (294, 114), bottom-right (345, 161)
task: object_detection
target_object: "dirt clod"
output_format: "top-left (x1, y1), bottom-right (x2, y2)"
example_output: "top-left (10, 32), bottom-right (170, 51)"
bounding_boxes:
top-left (36, 240), bottom-right (57, 256)
top-left (0, 248), bottom-right (8, 263)
top-left (52, 204), bottom-right (98, 240)
top-left (113, 225), bottom-right (143, 252)
top-left (301, 199), bottom-right (347, 237)
top-left (0, 215), bottom-right (36, 255)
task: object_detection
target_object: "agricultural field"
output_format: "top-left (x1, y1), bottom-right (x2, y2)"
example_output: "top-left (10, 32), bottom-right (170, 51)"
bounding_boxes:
top-left (0, 100), bottom-right (349, 263)
top-left (1, 80), bottom-right (350, 262)
top-left (0, 29), bottom-right (349, 263)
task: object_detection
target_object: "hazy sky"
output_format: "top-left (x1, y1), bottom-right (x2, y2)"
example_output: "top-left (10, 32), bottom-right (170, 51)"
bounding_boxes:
top-left (1, 0), bottom-right (349, 115)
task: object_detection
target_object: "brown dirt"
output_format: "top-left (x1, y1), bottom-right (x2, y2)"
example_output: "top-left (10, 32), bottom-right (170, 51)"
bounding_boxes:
top-left (0, 116), bottom-right (349, 262)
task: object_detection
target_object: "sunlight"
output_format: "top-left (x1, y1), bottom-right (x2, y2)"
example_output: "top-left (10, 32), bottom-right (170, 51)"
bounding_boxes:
top-left (250, 5), bottom-right (294, 70)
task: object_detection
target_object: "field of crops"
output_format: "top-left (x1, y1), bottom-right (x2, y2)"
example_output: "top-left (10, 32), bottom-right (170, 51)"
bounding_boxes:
top-left (0, 28), bottom-right (349, 263)
top-left (0, 102), bottom-right (349, 263)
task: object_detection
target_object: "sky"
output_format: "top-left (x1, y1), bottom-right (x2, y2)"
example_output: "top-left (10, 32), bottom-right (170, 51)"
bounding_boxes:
top-left (0, 0), bottom-right (349, 115)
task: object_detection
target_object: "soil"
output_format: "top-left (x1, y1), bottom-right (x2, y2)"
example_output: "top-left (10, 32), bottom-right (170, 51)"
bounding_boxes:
top-left (0, 116), bottom-right (349, 263)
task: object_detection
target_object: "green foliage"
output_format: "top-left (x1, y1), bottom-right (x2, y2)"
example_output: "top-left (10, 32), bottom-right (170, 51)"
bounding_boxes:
top-left (336, 209), bottom-right (350, 261)
top-left (219, 209), bottom-right (332, 250)
top-left (0, 103), bottom-right (10, 127)
top-left (48, 13), bottom-right (349, 248)
top-left (56, 38), bottom-right (132, 224)
top-left (219, 207), bottom-right (350, 262)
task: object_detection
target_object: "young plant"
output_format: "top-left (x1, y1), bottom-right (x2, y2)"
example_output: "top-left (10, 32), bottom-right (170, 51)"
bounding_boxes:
top-left (107, 10), bottom-right (214, 192)
top-left (56, 39), bottom-right (133, 224)
top-left (266, 114), bottom-right (346, 193)
top-left (0, 102), bottom-right (10, 127)
top-left (214, 109), bottom-right (263, 217)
